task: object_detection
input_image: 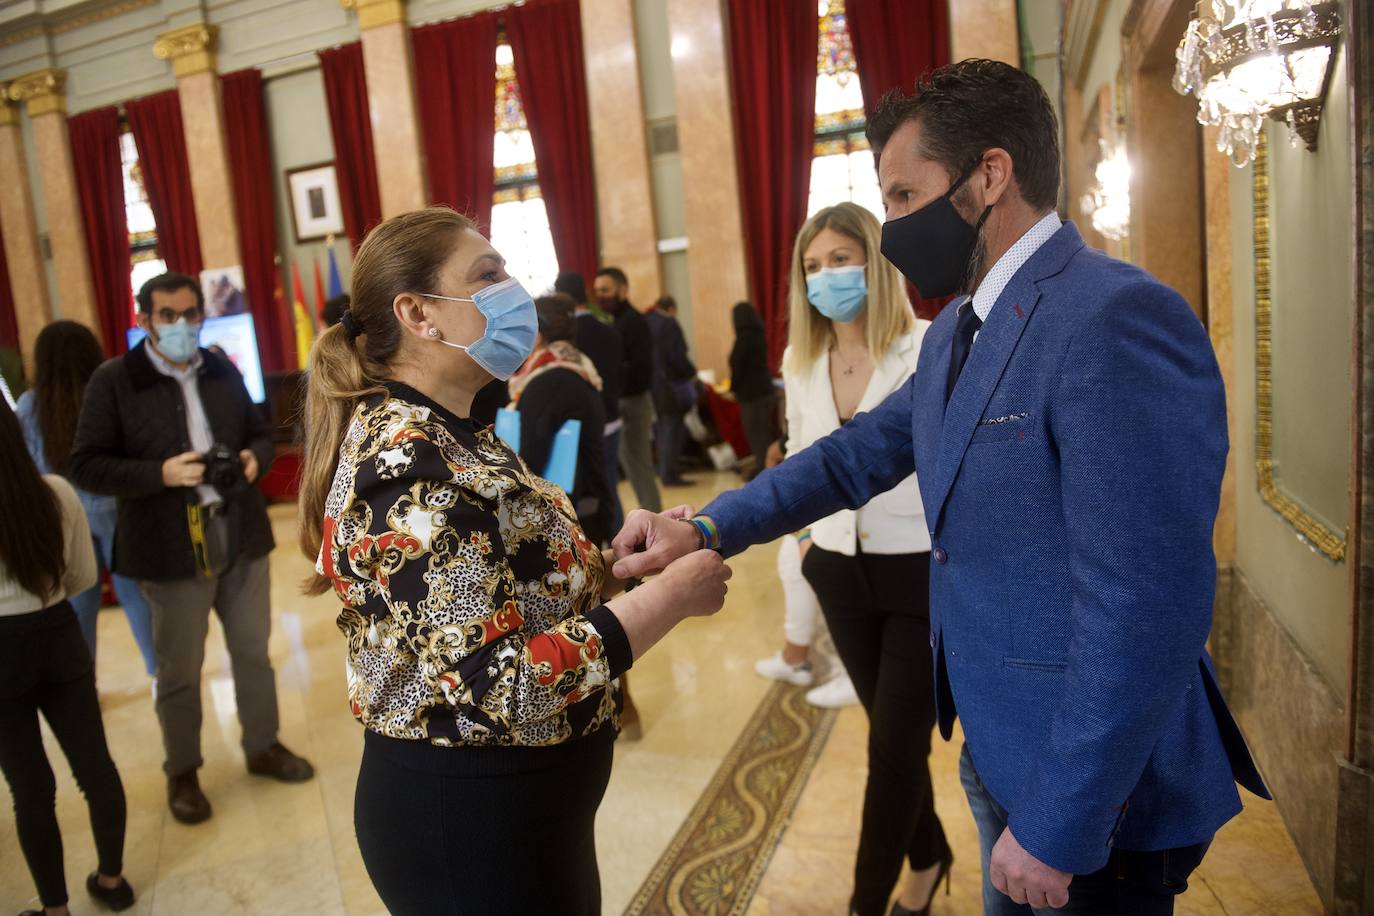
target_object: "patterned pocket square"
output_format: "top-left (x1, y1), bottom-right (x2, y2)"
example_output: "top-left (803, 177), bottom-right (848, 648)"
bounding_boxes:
top-left (978, 412), bottom-right (1029, 427)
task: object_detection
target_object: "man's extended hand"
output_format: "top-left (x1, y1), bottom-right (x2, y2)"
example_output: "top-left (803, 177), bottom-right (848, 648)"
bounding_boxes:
top-left (990, 827), bottom-right (1072, 909)
top-left (611, 509), bottom-right (702, 579)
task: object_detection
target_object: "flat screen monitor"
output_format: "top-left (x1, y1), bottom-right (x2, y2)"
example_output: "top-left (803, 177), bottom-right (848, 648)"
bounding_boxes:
top-left (127, 312), bottom-right (267, 404)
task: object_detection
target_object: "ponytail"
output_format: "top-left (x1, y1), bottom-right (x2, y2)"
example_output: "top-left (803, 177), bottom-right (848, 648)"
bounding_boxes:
top-left (297, 206), bottom-right (476, 595)
top-left (297, 323), bottom-right (384, 595)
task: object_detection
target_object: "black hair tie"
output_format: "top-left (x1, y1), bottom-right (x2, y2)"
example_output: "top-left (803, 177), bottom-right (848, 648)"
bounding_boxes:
top-left (340, 310), bottom-right (364, 340)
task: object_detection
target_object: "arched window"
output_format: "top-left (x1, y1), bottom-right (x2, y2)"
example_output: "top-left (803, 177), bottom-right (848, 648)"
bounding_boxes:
top-left (120, 129), bottom-right (166, 319)
top-left (490, 41), bottom-right (560, 294)
top-left (806, 0), bottom-right (882, 220)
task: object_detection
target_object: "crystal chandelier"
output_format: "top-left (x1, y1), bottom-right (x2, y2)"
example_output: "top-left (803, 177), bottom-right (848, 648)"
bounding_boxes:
top-left (1173, 1), bottom-right (1343, 167)
top-left (1080, 140), bottom-right (1132, 241)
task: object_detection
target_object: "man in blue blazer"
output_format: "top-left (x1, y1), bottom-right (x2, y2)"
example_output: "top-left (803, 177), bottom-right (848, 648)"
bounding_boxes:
top-left (613, 60), bottom-right (1268, 914)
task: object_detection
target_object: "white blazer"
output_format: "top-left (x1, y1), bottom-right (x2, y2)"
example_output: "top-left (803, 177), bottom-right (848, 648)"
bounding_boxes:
top-left (783, 325), bottom-right (931, 556)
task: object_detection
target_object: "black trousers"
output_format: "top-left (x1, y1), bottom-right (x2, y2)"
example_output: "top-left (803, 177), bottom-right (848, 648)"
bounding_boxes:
top-left (355, 726), bottom-right (615, 915)
top-left (803, 544), bottom-right (948, 916)
top-left (0, 603), bottom-right (126, 908)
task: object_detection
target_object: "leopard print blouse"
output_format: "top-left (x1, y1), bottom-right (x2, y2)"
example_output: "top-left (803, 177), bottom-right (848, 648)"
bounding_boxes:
top-left (317, 382), bottom-right (631, 748)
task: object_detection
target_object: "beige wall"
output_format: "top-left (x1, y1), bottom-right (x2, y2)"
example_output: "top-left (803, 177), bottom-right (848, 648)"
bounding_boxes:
top-left (1230, 115), bottom-right (1352, 693)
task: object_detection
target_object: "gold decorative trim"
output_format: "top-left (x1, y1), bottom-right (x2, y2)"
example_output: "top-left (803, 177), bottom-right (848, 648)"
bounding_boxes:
top-left (0, 26), bottom-right (44, 49)
top-left (0, 87), bottom-right (17, 126)
top-left (340, 0), bottom-right (405, 29)
top-left (154, 23), bottom-right (219, 77)
top-left (7, 68), bottom-right (67, 117)
top-left (1253, 131), bottom-right (1348, 561)
top-left (49, 0), bottom-right (157, 35)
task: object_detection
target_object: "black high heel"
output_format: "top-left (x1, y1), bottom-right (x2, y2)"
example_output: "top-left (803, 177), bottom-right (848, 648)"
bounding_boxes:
top-left (887, 852), bottom-right (953, 916)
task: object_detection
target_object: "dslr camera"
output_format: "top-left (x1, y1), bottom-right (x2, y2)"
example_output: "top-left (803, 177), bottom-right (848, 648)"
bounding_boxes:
top-left (201, 443), bottom-right (245, 494)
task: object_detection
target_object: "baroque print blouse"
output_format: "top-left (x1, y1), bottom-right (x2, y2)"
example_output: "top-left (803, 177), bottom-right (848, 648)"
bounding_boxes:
top-left (318, 382), bottom-right (632, 749)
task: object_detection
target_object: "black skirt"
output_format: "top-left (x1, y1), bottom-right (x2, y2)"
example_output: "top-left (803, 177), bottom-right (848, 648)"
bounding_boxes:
top-left (354, 725), bottom-right (616, 915)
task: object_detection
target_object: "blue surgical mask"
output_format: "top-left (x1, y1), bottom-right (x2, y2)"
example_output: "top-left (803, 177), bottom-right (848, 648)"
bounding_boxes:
top-left (806, 265), bottom-right (868, 323)
top-left (152, 318), bottom-right (201, 363)
top-left (424, 277), bottom-right (538, 381)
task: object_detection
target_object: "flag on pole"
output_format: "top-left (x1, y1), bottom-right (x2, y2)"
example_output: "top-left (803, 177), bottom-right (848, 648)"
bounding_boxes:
top-left (312, 255), bottom-right (327, 329)
top-left (326, 236), bottom-right (344, 299)
top-left (272, 257), bottom-right (293, 372)
top-left (291, 260), bottom-right (314, 371)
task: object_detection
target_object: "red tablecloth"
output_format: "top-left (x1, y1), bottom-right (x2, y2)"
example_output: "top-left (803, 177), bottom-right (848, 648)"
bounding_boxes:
top-left (705, 387), bottom-right (752, 458)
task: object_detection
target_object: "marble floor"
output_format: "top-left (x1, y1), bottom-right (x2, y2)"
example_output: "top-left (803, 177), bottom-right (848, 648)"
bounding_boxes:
top-left (0, 472), bottom-right (1322, 915)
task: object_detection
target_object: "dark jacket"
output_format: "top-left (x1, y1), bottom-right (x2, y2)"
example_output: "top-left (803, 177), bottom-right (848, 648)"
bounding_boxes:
top-left (610, 302), bottom-right (655, 399)
top-left (729, 307), bottom-right (775, 402)
top-left (574, 312), bottom-right (623, 422)
top-left (69, 341), bottom-right (275, 582)
top-left (516, 368), bottom-right (613, 547)
top-left (646, 310), bottom-right (696, 414)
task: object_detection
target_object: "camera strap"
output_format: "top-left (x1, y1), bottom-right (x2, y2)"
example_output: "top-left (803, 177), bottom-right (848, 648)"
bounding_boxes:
top-left (188, 502), bottom-right (211, 578)
top-left (187, 502), bottom-right (231, 579)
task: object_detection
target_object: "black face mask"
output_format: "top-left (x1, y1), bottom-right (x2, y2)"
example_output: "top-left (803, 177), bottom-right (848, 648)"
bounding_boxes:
top-left (880, 162), bottom-right (994, 299)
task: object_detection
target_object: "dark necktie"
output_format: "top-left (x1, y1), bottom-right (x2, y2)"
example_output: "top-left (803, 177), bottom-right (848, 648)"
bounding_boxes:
top-left (946, 304), bottom-right (983, 405)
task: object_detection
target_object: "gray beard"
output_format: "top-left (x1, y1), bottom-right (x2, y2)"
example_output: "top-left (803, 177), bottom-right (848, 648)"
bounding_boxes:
top-left (961, 232), bottom-right (989, 298)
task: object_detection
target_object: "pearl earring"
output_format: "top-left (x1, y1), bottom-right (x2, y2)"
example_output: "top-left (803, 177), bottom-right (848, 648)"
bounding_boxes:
top-left (428, 328), bottom-right (439, 337)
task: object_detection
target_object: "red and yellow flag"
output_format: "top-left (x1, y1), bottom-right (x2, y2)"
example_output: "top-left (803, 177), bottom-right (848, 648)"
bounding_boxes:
top-left (292, 260), bottom-right (314, 370)
top-left (312, 255), bottom-right (327, 330)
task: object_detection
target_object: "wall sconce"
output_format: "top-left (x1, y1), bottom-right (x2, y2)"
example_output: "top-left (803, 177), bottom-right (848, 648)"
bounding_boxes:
top-left (1173, 1), bottom-right (1343, 167)
top-left (1080, 140), bottom-right (1131, 241)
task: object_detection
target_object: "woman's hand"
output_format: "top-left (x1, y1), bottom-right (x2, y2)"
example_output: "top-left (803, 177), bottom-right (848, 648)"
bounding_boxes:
top-left (600, 549), bottom-right (628, 600)
top-left (654, 549), bottom-right (732, 618)
top-left (605, 550), bottom-right (733, 660)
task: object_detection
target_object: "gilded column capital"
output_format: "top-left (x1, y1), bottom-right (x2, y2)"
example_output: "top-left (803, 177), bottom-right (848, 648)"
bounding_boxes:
top-left (340, 0), bottom-right (405, 30)
top-left (7, 69), bottom-right (67, 117)
top-left (154, 23), bottom-right (219, 78)
top-left (0, 87), bottom-right (17, 126)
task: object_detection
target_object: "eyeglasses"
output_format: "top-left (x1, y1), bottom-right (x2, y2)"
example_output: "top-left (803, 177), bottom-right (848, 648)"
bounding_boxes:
top-left (152, 307), bottom-right (204, 325)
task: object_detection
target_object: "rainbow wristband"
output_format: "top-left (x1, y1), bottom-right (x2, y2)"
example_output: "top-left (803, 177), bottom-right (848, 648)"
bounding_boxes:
top-left (689, 515), bottom-right (722, 552)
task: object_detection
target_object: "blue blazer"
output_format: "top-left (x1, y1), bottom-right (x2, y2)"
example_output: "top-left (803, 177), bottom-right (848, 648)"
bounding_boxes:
top-left (704, 222), bottom-right (1269, 874)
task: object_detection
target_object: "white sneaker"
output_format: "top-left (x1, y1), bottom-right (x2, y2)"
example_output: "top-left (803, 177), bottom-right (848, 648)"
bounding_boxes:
top-left (805, 674), bottom-right (860, 708)
top-left (754, 651), bottom-right (814, 686)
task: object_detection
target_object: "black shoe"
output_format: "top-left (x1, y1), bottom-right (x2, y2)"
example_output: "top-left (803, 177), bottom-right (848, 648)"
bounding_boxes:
top-left (887, 853), bottom-right (954, 916)
top-left (246, 742), bottom-right (315, 783)
top-left (87, 872), bottom-right (136, 911)
top-left (167, 770), bottom-right (212, 824)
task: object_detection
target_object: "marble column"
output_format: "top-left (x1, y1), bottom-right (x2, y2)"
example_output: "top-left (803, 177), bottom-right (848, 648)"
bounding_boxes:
top-left (6, 69), bottom-right (100, 340)
top-left (580, 0), bottom-right (663, 303)
top-left (154, 23), bottom-right (242, 270)
top-left (0, 88), bottom-right (53, 368)
top-left (948, 0), bottom-right (1021, 65)
top-left (343, 0), bottom-right (428, 217)
top-left (665, 0), bottom-right (750, 377)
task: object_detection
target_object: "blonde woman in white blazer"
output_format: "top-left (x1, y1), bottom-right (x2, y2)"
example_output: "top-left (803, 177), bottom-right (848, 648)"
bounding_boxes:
top-left (754, 202), bottom-right (949, 916)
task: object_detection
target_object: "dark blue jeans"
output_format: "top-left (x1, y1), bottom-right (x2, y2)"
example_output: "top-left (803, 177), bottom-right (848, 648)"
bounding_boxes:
top-left (959, 744), bottom-right (1211, 916)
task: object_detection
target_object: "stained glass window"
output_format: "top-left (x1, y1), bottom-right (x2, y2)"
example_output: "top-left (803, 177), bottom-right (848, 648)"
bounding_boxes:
top-left (490, 41), bottom-right (559, 294)
top-left (807, 0), bottom-right (883, 220)
top-left (120, 129), bottom-right (165, 320)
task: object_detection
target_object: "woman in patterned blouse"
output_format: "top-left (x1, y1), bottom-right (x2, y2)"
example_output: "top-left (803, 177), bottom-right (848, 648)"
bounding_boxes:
top-left (298, 207), bottom-right (732, 915)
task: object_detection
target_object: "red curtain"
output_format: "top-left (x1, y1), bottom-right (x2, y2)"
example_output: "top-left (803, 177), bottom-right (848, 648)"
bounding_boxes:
top-left (0, 227), bottom-right (16, 354)
top-left (847, 0), bottom-right (951, 320)
top-left (69, 107), bottom-right (133, 354)
top-left (413, 14), bottom-right (498, 231)
top-left (125, 90), bottom-right (203, 278)
top-left (319, 43), bottom-right (383, 250)
top-left (505, 0), bottom-right (598, 281)
top-left (222, 69), bottom-right (292, 374)
top-left (726, 0), bottom-right (817, 371)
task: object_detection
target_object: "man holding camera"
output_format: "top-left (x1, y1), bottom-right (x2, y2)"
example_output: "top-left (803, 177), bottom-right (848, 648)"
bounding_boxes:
top-left (72, 273), bottom-right (313, 825)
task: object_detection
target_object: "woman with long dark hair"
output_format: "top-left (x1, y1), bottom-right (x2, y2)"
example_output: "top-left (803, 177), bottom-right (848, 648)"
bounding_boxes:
top-left (16, 321), bottom-right (156, 675)
top-left (0, 401), bottom-right (135, 916)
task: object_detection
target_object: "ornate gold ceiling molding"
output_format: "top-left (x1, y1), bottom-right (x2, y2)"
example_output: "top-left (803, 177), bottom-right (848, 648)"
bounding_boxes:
top-left (7, 68), bottom-right (67, 117)
top-left (154, 22), bottom-right (219, 77)
top-left (50, 0), bottom-right (157, 35)
top-left (0, 25), bottom-right (44, 49)
top-left (340, 0), bottom-right (405, 31)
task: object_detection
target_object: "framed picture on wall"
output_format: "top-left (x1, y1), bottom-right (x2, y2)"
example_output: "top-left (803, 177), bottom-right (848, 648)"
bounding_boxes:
top-left (286, 162), bottom-right (345, 243)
